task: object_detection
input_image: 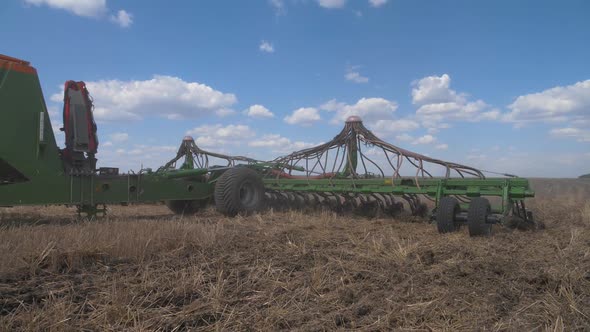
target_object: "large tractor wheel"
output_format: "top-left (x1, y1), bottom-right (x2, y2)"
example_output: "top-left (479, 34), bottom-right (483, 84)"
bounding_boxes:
top-left (437, 197), bottom-right (460, 234)
top-left (214, 167), bottom-right (265, 217)
top-left (166, 199), bottom-right (207, 215)
top-left (467, 197), bottom-right (492, 237)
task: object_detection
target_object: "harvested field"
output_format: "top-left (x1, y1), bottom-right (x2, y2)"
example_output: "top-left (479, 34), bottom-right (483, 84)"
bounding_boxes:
top-left (0, 179), bottom-right (589, 331)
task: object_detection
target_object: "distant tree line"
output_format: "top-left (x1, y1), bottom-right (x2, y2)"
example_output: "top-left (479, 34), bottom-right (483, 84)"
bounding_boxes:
top-left (580, 173), bottom-right (590, 179)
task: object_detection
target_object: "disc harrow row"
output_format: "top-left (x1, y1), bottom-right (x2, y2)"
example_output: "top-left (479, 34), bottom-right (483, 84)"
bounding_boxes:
top-left (264, 191), bottom-right (407, 217)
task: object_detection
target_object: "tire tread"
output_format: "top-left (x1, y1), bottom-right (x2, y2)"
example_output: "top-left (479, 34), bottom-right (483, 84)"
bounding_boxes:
top-left (214, 167), bottom-right (264, 216)
top-left (437, 197), bottom-right (459, 234)
top-left (468, 197), bottom-right (492, 237)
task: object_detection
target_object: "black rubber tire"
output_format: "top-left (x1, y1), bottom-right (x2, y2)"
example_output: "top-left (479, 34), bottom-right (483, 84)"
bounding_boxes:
top-left (166, 200), bottom-right (207, 215)
top-left (468, 197), bottom-right (492, 237)
top-left (437, 197), bottom-right (460, 234)
top-left (214, 167), bottom-right (265, 217)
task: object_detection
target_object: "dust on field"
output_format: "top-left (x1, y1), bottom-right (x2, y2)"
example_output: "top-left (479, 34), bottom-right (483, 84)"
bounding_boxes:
top-left (0, 179), bottom-right (589, 331)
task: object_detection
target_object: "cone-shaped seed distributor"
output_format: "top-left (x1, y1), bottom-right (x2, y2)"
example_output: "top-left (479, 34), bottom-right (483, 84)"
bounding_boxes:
top-left (270, 115), bottom-right (484, 179)
top-left (159, 136), bottom-right (260, 171)
top-left (342, 116), bottom-right (360, 177)
top-left (181, 136), bottom-right (195, 170)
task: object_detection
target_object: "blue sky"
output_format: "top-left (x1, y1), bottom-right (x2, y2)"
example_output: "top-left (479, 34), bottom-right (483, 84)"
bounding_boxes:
top-left (2, 0), bottom-right (589, 177)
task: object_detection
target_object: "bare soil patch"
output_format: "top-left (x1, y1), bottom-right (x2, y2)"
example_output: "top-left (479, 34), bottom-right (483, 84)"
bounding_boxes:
top-left (0, 179), bottom-right (589, 331)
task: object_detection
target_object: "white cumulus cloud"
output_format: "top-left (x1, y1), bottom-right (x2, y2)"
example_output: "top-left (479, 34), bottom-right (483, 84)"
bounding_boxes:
top-left (110, 9), bottom-right (132, 27)
top-left (248, 134), bottom-right (315, 153)
top-left (109, 132), bottom-right (128, 142)
top-left (504, 79), bottom-right (590, 125)
top-left (284, 107), bottom-right (321, 126)
top-left (345, 66), bottom-right (369, 83)
top-left (373, 119), bottom-right (420, 135)
top-left (215, 109), bottom-right (236, 117)
top-left (369, 0), bottom-right (387, 7)
top-left (186, 124), bottom-right (255, 148)
top-left (24, 0), bottom-right (107, 17)
top-left (244, 104), bottom-right (274, 118)
top-left (269, 0), bottom-right (286, 15)
top-left (412, 74), bottom-right (459, 105)
top-left (412, 74), bottom-right (498, 127)
top-left (395, 133), bottom-right (414, 142)
top-left (259, 40), bottom-right (275, 53)
top-left (321, 97), bottom-right (398, 125)
top-left (51, 75), bottom-right (237, 122)
top-left (24, 0), bottom-right (132, 27)
top-left (317, 0), bottom-right (346, 9)
top-left (435, 143), bottom-right (448, 150)
top-left (412, 134), bottom-right (436, 145)
top-left (550, 127), bottom-right (590, 142)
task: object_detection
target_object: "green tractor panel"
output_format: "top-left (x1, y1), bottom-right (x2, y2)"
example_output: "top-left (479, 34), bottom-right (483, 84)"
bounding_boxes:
top-left (0, 54), bottom-right (232, 216)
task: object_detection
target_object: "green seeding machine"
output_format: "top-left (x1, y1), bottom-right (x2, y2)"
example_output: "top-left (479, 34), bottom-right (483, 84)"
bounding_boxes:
top-left (0, 54), bottom-right (537, 236)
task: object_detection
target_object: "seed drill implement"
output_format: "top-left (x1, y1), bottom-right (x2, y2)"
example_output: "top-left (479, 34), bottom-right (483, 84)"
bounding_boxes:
top-left (0, 54), bottom-right (537, 236)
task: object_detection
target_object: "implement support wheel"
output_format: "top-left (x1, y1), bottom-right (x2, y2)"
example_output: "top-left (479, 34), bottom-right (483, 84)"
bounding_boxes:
top-left (437, 197), bottom-right (460, 234)
top-left (215, 167), bottom-right (265, 217)
top-left (468, 197), bottom-right (492, 237)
